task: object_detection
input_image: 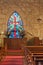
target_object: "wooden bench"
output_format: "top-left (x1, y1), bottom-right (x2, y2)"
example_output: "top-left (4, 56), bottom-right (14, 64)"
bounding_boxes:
top-left (24, 46), bottom-right (43, 65)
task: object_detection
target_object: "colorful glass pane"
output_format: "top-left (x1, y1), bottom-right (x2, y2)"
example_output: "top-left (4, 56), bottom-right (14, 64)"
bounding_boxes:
top-left (7, 11), bottom-right (24, 38)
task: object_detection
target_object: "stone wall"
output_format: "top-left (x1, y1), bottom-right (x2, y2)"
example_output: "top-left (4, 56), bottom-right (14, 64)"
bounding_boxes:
top-left (0, 0), bottom-right (43, 46)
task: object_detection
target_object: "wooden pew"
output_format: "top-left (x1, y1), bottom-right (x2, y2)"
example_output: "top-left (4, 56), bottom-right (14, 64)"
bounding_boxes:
top-left (24, 46), bottom-right (43, 65)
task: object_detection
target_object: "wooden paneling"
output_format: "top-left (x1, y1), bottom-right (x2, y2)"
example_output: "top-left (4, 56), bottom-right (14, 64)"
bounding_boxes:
top-left (27, 37), bottom-right (42, 46)
top-left (4, 38), bottom-right (26, 50)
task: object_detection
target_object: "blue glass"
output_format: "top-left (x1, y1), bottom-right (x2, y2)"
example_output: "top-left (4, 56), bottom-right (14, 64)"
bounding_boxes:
top-left (7, 11), bottom-right (24, 38)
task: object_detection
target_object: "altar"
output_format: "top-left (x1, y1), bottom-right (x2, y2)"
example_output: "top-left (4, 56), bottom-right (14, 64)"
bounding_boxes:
top-left (4, 38), bottom-right (26, 50)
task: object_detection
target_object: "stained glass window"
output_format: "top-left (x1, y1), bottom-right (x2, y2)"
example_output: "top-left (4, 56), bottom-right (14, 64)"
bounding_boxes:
top-left (7, 11), bottom-right (24, 38)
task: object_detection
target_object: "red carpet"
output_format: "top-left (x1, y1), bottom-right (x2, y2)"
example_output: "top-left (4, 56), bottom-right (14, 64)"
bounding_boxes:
top-left (4, 50), bottom-right (24, 56)
top-left (0, 56), bottom-right (24, 65)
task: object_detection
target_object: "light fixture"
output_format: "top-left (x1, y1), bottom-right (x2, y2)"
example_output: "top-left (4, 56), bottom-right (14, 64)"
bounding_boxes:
top-left (37, 18), bottom-right (42, 22)
top-left (1, 31), bottom-right (4, 35)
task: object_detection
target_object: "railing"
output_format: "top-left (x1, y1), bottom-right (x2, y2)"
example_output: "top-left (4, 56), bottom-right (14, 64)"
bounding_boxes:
top-left (0, 47), bottom-right (5, 62)
top-left (23, 47), bottom-right (34, 65)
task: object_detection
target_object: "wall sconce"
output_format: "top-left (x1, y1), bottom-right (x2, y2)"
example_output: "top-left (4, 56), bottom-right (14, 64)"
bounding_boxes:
top-left (1, 31), bottom-right (4, 35)
top-left (37, 18), bottom-right (42, 23)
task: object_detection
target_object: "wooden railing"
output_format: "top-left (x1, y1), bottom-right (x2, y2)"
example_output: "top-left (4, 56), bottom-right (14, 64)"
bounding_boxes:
top-left (0, 46), bottom-right (5, 62)
top-left (24, 47), bottom-right (34, 65)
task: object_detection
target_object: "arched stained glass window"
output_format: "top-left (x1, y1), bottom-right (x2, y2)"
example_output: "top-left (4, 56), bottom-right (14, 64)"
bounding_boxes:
top-left (7, 11), bottom-right (24, 38)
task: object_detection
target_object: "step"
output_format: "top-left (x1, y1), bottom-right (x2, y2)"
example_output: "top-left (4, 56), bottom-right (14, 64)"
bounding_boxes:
top-left (0, 56), bottom-right (24, 65)
top-left (5, 50), bottom-right (24, 56)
